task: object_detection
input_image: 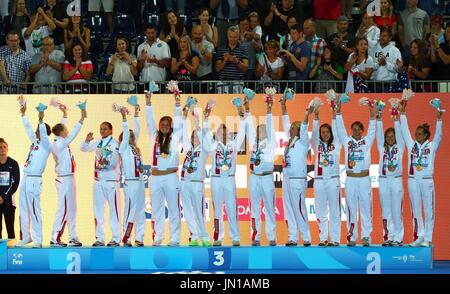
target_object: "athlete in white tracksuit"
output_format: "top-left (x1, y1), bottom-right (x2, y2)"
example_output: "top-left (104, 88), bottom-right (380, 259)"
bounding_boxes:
top-left (17, 107), bottom-right (52, 248)
top-left (311, 109), bottom-right (342, 246)
top-left (375, 114), bottom-right (405, 246)
top-left (281, 99), bottom-right (312, 246)
top-left (50, 107), bottom-right (86, 247)
top-left (336, 103), bottom-right (376, 246)
top-left (399, 107), bottom-right (443, 247)
top-left (203, 108), bottom-right (246, 246)
top-left (118, 106), bottom-right (146, 247)
top-left (145, 93), bottom-right (183, 246)
top-left (245, 100), bottom-right (277, 246)
top-left (180, 109), bottom-right (211, 246)
top-left (80, 122), bottom-right (121, 247)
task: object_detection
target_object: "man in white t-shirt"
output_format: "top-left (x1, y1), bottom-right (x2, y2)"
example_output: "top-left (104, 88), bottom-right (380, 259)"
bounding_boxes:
top-left (22, 7), bottom-right (56, 58)
top-left (137, 24), bottom-right (171, 83)
top-left (191, 25), bottom-right (214, 80)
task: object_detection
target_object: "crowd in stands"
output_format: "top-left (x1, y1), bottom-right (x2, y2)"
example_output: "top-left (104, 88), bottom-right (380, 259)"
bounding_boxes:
top-left (0, 0), bottom-right (449, 94)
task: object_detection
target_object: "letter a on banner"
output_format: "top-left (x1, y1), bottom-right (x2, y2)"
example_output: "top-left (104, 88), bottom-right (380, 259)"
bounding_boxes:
top-left (67, 0), bottom-right (81, 17)
top-left (367, 0), bottom-right (381, 16)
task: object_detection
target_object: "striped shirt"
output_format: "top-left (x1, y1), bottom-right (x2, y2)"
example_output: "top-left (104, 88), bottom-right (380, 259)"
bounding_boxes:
top-left (0, 46), bottom-right (31, 83)
top-left (308, 34), bottom-right (327, 70)
top-left (63, 60), bottom-right (93, 83)
top-left (215, 43), bottom-right (248, 80)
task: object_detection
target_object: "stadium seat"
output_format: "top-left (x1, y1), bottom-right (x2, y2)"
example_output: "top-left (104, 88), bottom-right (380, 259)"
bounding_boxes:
top-left (143, 13), bottom-right (160, 28)
top-left (90, 36), bottom-right (104, 57)
top-left (86, 14), bottom-right (109, 38)
top-left (113, 14), bottom-right (135, 36)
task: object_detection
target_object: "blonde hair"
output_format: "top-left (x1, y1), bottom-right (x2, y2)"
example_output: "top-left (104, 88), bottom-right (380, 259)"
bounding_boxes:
top-left (179, 35), bottom-right (192, 56)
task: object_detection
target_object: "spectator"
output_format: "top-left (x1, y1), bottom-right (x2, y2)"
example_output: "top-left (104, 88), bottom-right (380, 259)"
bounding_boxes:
top-left (2, 0), bottom-right (31, 48)
top-left (191, 24), bottom-right (214, 81)
top-left (281, 23), bottom-right (311, 86)
top-left (210, 0), bottom-right (248, 49)
top-left (238, 15), bottom-right (262, 80)
top-left (106, 36), bottom-right (138, 93)
top-left (63, 43), bottom-right (93, 93)
top-left (372, 0), bottom-right (397, 35)
top-left (64, 16), bottom-right (91, 52)
top-left (403, 39), bottom-right (431, 91)
top-left (264, 0), bottom-right (302, 41)
top-left (137, 24), bottom-right (171, 83)
top-left (398, 0), bottom-right (430, 57)
top-left (88, 0), bottom-right (113, 33)
top-left (165, 0), bottom-right (185, 15)
top-left (248, 0), bottom-right (272, 31)
top-left (281, 16), bottom-right (299, 49)
top-left (431, 24), bottom-right (450, 80)
top-left (342, 0), bottom-right (354, 20)
top-left (198, 8), bottom-right (218, 48)
top-left (44, 0), bottom-right (68, 52)
top-left (255, 39), bottom-right (284, 87)
top-left (214, 26), bottom-right (248, 92)
top-left (0, 30), bottom-right (31, 93)
top-left (345, 37), bottom-right (374, 93)
top-left (356, 12), bottom-right (380, 57)
top-left (303, 18), bottom-right (327, 71)
top-left (371, 28), bottom-right (402, 91)
top-left (160, 9), bottom-right (187, 57)
top-left (309, 46), bottom-right (344, 93)
top-left (328, 15), bottom-right (355, 74)
top-left (0, 138), bottom-right (20, 243)
top-left (426, 14), bottom-right (445, 48)
top-left (171, 35), bottom-right (199, 92)
top-left (22, 7), bottom-right (56, 58)
top-left (29, 36), bottom-right (64, 94)
top-left (313, 0), bottom-right (343, 39)
top-left (248, 11), bottom-right (262, 39)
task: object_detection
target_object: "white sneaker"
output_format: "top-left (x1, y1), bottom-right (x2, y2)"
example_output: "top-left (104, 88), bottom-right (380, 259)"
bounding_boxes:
top-left (409, 238), bottom-right (424, 247)
top-left (16, 239), bottom-right (32, 247)
top-left (32, 243), bottom-right (42, 248)
top-left (168, 241), bottom-right (179, 247)
top-left (152, 240), bottom-right (162, 247)
top-left (419, 240), bottom-right (431, 247)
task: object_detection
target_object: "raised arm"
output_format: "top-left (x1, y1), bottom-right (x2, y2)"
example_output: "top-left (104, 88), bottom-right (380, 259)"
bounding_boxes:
top-left (312, 115), bottom-right (320, 150)
top-left (145, 93), bottom-right (157, 140)
top-left (61, 109), bottom-right (86, 148)
top-left (38, 111), bottom-right (51, 149)
top-left (376, 119), bottom-right (384, 152)
top-left (233, 115), bottom-right (247, 151)
top-left (119, 110), bottom-right (129, 154)
top-left (80, 133), bottom-right (98, 152)
top-left (366, 112), bottom-right (376, 147)
top-left (181, 109), bottom-right (190, 156)
top-left (20, 104), bottom-right (37, 143)
top-left (432, 112), bottom-right (443, 152)
top-left (393, 118), bottom-right (404, 151)
top-left (202, 118), bottom-right (216, 153)
top-left (267, 111), bottom-right (276, 148)
top-left (134, 105), bottom-right (141, 141)
top-left (299, 119), bottom-right (310, 147)
top-left (246, 112), bottom-right (256, 149)
top-left (399, 113), bottom-right (414, 151)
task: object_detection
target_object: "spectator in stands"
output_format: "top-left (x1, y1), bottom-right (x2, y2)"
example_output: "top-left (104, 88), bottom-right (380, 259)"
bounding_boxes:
top-left (281, 16), bottom-right (298, 49)
top-left (88, 0), bottom-right (113, 33)
top-left (345, 37), bottom-right (374, 93)
top-left (198, 8), bottom-right (218, 48)
top-left (64, 16), bottom-right (91, 52)
top-left (264, 0), bottom-right (303, 41)
top-left (431, 24), bottom-right (450, 80)
top-left (214, 26), bottom-right (248, 92)
top-left (282, 23), bottom-right (311, 86)
top-left (356, 12), bottom-right (380, 57)
top-left (328, 16), bottom-right (355, 75)
top-left (211, 0), bottom-right (248, 49)
top-left (44, 0), bottom-right (68, 52)
top-left (342, 0), bottom-right (354, 20)
top-left (398, 38), bottom-right (430, 92)
top-left (191, 24), bottom-right (214, 81)
top-left (303, 18), bottom-right (327, 71)
top-left (137, 24), bottom-right (171, 83)
top-left (313, 0), bottom-right (343, 39)
top-left (309, 46), bottom-right (344, 93)
top-left (371, 28), bottom-right (402, 91)
top-left (29, 36), bottom-right (64, 94)
top-left (255, 39), bottom-right (284, 87)
top-left (160, 9), bottom-right (187, 57)
top-left (2, 0), bottom-right (31, 48)
top-left (63, 42), bottom-right (93, 93)
top-left (22, 7), bottom-right (56, 58)
top-left (238, 15), bottom-right (262, 80)
top-left (248, 12), bottom-right (262, 39)
top-left (0, 30), bottom-right (30, 94)
top-left (106, 36), bottom-right (138, 93)
top-left (171, 35), bottom-right (199, 92)
top-left (373, 0), bottom-right (397, 35)
top-left (165, 0), bottom-right (185, 15)
top-left (426, 14), bottom-right (445, 48)
top-left (398, 0), bottom-right (430, 57)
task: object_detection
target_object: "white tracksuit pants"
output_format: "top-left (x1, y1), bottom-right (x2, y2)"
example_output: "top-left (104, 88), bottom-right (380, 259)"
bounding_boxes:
top-left (344, 176), bottom-right (373, 242)
top-left (181, 180), bottom-right (210, 241)
top-left (151, 173), bottom-right (181, 244)
top-left (314, 177), bottom-right (341, 243)
top-left (211, 176), bottom-right (240, 242)
top-left (93, 179), bottom-right (121, 243)
top-left (282, 177), bottom-right (311, 243)
top-left (19, 175), bottom-right (43, 244)
top-left (249, 174), bottom-right (276, 242)
top-left (378, 176), bottom-right (404, 243)
top-left (51, 175), bottom-right (78, 243)
top-left (122, 179), bottom-right (146, 244)
top-left (408, 177), bottom-right (435, 242)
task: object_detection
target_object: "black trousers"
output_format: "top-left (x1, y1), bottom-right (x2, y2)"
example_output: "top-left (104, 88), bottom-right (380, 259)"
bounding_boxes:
top-left (0, 204), bottom-right (15, 239)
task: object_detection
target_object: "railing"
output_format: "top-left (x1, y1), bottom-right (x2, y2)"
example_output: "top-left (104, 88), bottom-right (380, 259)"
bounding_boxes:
top-left (1, 80), bottom-right (449, 94)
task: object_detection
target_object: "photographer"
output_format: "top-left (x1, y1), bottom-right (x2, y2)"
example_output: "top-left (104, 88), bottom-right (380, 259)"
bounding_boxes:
top-left (239, 16), bottom-right (262, 80)
top-left (106, 36), bottom-right (138, 93)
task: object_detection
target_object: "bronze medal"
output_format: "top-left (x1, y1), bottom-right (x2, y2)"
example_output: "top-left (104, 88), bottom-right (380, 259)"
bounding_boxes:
top-left (388, 165), bottom-right (395, 172)
top-left (255, 159), bottom-right (261, 166)
top-left (416, 164), bottom-right (423, 171)
top-left (322, 159), bottom-right (329, 166)
top-left (222, 164), bottom-right (229, 171)
top-left (187, 167), bottom-right (194, 174)
top-left (349, 160), bottom-right (356, 168)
